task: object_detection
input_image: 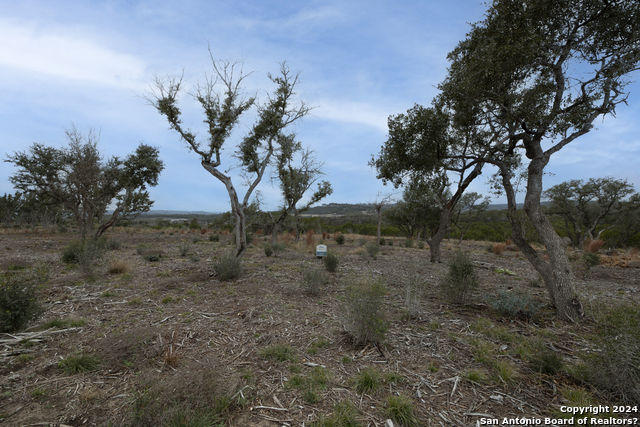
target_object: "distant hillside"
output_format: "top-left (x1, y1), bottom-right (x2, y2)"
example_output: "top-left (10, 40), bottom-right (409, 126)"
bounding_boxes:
top-left (302, 203), bottom-right (378, 216)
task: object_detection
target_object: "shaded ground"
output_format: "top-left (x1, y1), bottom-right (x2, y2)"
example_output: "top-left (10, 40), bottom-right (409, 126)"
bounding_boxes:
top-left (1, 227), bottom-right (639, 426)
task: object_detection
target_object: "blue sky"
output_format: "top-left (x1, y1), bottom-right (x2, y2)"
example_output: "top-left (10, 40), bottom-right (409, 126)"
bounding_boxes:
top-left (1, 1), bottom-right (639, 213)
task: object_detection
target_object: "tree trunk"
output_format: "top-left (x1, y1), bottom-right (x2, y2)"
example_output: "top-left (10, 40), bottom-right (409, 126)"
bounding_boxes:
top-left (427, 206), bottom-right (452, 263)
top-left (202, 162), bottom-right (247, 258)
top-left (499, 158), bottom-right (584, 321)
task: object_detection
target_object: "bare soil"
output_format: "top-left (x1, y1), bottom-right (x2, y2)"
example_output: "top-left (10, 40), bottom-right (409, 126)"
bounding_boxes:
top-left (1, 228), bottom-right (639, 426)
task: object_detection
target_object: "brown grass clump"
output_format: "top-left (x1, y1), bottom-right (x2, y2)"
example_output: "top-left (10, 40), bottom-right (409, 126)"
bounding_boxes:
top-left (505, 239), bottom-right (512, 246)
top-left (492, 243), bottom-right (507, 255)
top-left (306, 230), bottom-right (315, 248)
top-left (93, 327), bottom-right (161, 371)
top-left (282, 231), bottom-right (292, 245)
top-left (200, 228), bottom-right (207, 235)
top-left (585, 239), bottom-right (605, 253)
top-left (631, 247), bottom-right (640, 257)
top-left (162, 331), bottom-right (180, 369)
top-left (108, 260), bottom-right (130, 275)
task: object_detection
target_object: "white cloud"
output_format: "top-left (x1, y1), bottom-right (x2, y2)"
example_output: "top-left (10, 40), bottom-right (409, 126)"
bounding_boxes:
top-left (0, 18), bottom-right (146, 88)
top-left (314, 99), bottom-right (390, 131)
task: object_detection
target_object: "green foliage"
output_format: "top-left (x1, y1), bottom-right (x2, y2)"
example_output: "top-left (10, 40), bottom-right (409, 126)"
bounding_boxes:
top-left (336, 234), bottom-right (345, 245)
top-left (487, 291), bottom-right (542, 320)
top-left (440, 250), bottom-right (479, 304)
top-left (323, 253), bottom-right (339, 272)
top-left (312, 400), bottom-right (361, 427)
top-left (529, 348), bottom-right (564, 375)
top-left (179, 244), bottom-right (190, 257)
top-left (301, 267), bottom-right (329, 296)
top-left (384, 395), bottom-right (420, 427)
top-left (379, 237), bottom-right (386, 246)
top-left (214, 252), bottom-right (242, 281)
top-left (354, 367), bottom-right (380, 395)
top-left (188, 218), bottom-right (200, 230)
top-left (144, 254), bottom-right (161, 262)
top-left (582, 253), bottom-right (601, 270)
top-left (343, 275), bottom-right (387, 344)
top-left (259, 344), bottom-right (297, 363)
top-left (58, 354), bottom-right (101, 374)
top-left (209, 234), bottom-right (220, 242)
top-left (577, 304), bottom-right (640, 405)
top-left (264, 245), bottom-right (273, 257)
top-left (365, 242), bottom-right (380, 258)
top-left (62, 239), bottom-right (105, 272)
top-left (0, 268), bottom-right (46, 333)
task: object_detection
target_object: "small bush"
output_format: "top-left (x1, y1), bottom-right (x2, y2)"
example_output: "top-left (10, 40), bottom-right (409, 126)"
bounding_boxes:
top-left (440, 250), bottom-right (479, 304)
top-left (336, 234), bottom-right (346, 245)
top-left (354, 366), bottom-right (381, 394)
top-left (343, 275), bottom-right (387, 344)
top-left (323, 253), bottom-right (339, 272)
top-left (529, 348), bottom-right (564, 375)
top-left (584, 239), bottom-right (605, 253)
top-left (486, 290), bottom-right (543, 320)
top-left (59, 354), bottom-right (101, 374)
top-left (108, 260), bottom-right (130, 275)
top-left (179, 245), bottom-right (190, 257)
top-left (365, 242), bottom-right (380, 258)
top-left (264, 245), bottom-right (273, 257)
top-left (582, 252), bottom-right (601, 270)
top-left (387, 239), bottom-right (393, 246)
top-left (0, 268), bottom-right (47, 333)
top-left (215, 253), bottom-right (242, 281)
top-left (492, 242), bottom-right (507, 255)
top-left (188, 218), bottom-right (200, 230)
top-left (379, 237), bottom-right (386, 246)
top-left (302, 268), bottom-right (329, 296)
top-left (271, 243), bottom-right (285, 257)
top-left (144, 254), bottom-right (161, 262)
top-left (102, 239), bottom-right (121, 250)
top-left (384, 395), bottom-right (420, 427)
top-left (62, 239), bottom-right (105, 274)
top-left (209, 234), bottom-right (220, 242)
top-left (576, 304), bottom-right (640, 405)
top-left (404, 238), bottom-right (414, 248)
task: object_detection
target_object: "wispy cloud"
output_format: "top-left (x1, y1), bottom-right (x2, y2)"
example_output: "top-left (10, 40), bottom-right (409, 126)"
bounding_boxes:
top-left (0, 18), bottom-right (146, 87)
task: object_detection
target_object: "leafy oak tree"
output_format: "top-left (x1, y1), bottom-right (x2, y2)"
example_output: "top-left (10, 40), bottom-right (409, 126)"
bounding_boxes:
top-left (147, 57), bottom-right (311, 258)
top-left (6, 126), bottom-right (163, 239)
top-left (440, 0), bottom-right (640, 320)
top-left (544, 177), bottom-right (637, 248)
top-left (372, 103), bottom-right (486, 262)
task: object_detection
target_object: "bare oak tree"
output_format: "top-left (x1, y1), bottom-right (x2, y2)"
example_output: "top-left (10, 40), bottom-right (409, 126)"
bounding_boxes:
top-left (146, 57), bottom-right (311, 258)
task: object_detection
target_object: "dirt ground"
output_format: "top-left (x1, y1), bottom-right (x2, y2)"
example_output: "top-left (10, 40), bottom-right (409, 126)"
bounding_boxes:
top-left (1, 227), bottom-right (639, 426)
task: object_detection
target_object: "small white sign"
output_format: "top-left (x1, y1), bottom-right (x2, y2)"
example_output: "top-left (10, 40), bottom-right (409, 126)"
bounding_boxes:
top-left (316, 244), bottom-right (327, 257)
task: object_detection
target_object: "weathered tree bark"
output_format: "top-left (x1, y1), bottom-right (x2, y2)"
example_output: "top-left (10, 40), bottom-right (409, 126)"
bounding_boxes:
top-left (499, 158), bottom-right (584, 321)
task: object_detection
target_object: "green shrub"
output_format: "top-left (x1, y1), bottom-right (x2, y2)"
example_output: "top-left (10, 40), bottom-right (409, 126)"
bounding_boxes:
top-left (58, 354), bottom-right (101, 374)
top-left (343, 275), bottom-right (387, 344)
top-left (215, 252), bottom-right (242, 281)
top-left (336, 234), bottom-right (346, 245)
top-left (323, 253), bottom-right (339, 272)
top-left (302, 267), bottom-right (329, 296)
top-left (312, 400), bottom-right (361, 427)
top-left (264, 245), bottom-right (273, 257)
top-left (0, 268), bottom-right (47, 333)
top-left (209, 234), bottom-right (220, 242)
top-left (581, 252), bottom-right (601, 276)
top-left (404, 238), bottom-right (414, 248)
top-left (144, 254), bottom-right (161, 262)
top-left (271, 243), bottom-right (285, 257)
top-left (577, 304), bottom-right (640, 405)
top-left (384, 395), bottom-right (420, 427)
top-left (486, 291), bottom-right (542, 320)
top-left (188, 218), bottom-right (200, 230)
top-left (365, 242), bottom-right (380, 258)
top-left (354, 366), bottom-right (381, 394)
top-left (260, 344), bottom-right (297, 362)
top-left (379, 237), bottom-right (386, 246)
top-left (62, 239), bottom-right (105, 274)
top-left (440, 250), bottom-right (479, 304)
top-left (529, 348), bottom-right (564, 375)
top-left (179, 245), bottom-right (190, 257)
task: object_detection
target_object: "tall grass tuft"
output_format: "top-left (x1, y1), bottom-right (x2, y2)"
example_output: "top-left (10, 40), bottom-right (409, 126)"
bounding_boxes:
top-left (440, 250), bottom-right (479, 304)
top-left (343, 275), bottom-right (387, 344)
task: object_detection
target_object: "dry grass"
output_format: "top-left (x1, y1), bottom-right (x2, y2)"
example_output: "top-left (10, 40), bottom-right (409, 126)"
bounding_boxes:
top-left (492, 242), bottom-right (507, 255)
top-left (585, 239), bottom-right (605, 253)
top-left (107, 260), bottom-right (130, 275)
top-left (306, 230), bottom-right (315, 248)
top-left (630, 247), bottom-right (639, 256)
